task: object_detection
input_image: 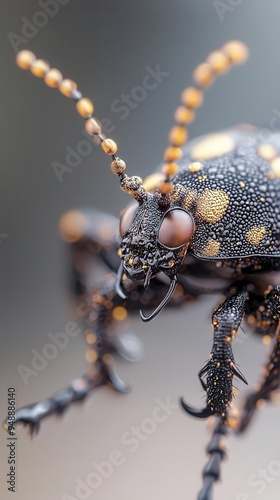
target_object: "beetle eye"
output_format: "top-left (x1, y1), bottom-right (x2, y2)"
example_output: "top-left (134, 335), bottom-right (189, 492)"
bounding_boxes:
top-left (158, 209), bottom-right (194, 248)
top-left (119, 202), bottom-right (138, 236)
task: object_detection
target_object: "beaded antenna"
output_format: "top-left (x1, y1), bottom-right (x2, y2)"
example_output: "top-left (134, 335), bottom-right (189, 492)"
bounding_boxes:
top-left (16, 41), bottom-right (248, 200)
top-left (16, 41), bottom-right (249, 320)
top-left (14, 42), bottom-right (280, 500)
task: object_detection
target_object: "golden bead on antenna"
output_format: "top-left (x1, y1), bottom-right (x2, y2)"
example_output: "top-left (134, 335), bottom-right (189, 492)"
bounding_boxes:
top-left (162, 162), bottom-right (179, 176)
top-left (76, 97), bottom-right (94, 117)
top-left (193, 62), bottom-right (214, 87)
top-left (164, 146), bottom-right (183, 162)
top-left (59, 79), bottom-right (78, 97)
top-left (181, 87), bottom-right (204, 108)
top-left (44, 69), bottom-right (63, 88)
top-left (101, 138), bottom-right (118, 155)
top-left (207, 51), bottom-right (229, 74)
top-left (30, 59), bottom-right (50, 78)
top-left (158, 180), bottom-right (174, 195)
top-left (168, 126), bottom-right (188, 146)
top-left (111, 157), bottom-right (126, 175)
top-left (16, 50), bottom-right (36, 70)
top-left (222, 40), bottom-right (249, 65)
top-left (85, 117), bottom-right (102, 135)
top-left (174, 106), bottom-right (195, 125)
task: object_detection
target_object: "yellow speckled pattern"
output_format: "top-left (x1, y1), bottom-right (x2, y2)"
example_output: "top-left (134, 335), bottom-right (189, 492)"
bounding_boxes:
top-left (196, 189), bottom-right (229, 223)
top-left (246, 226), bottom-right (266, 246)
top-left (202, 239), bottom-right (221, 256)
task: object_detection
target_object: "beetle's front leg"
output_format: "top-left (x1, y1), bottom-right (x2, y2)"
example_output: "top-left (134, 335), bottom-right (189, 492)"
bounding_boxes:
top-left (181, 287), bottom-right (249, 419)
top-left (181, 287), bottom-right (249, 500)
top-left (3, 273), bottom-right (136, 437)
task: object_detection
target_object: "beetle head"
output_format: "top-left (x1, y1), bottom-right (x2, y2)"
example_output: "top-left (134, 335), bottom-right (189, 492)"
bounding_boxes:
top-left (117, 186), bottom-right (195, 319)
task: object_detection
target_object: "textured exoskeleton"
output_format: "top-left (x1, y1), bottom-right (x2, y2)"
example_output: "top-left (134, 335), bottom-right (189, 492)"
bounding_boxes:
top-left (6, 41), bottom-right (280, 500)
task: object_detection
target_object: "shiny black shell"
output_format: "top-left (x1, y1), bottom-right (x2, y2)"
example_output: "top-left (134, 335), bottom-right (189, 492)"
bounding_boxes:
top-left (173, 127), bottom-right (280, 260)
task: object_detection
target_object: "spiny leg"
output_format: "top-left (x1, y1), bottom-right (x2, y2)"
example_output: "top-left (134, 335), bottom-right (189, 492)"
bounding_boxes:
top-left (5, 267), bottom-right (197, 437)
top-left (237, 285), bottom-right (280, 434)
top-left (181, 286), bottom-right (249, 500)
top-left (3, 274), bottom-right (132, 437)
top-left (181, 286), bottom-right (248, 417)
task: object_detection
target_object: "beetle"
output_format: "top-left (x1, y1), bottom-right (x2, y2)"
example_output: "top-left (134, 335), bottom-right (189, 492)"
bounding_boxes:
top-left (5, 41), bottom-right (280, 500)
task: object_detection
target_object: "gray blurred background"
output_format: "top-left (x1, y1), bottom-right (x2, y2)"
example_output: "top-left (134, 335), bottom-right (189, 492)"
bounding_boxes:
top-left (1, 1), bottom-right (280, 499)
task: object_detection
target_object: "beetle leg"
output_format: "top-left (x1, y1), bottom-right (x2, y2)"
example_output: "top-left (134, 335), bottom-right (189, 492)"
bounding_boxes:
top-left (3, 273), bottom-right (134, 437)
top-left (181, 287), bottom-right (248, 419)
top-left (197, 417), bottom-right (228, 500)
top-left (3, 373), bottom-right (102, 438)
top-left (180, 398), bottom-right (212, 418)
top-left (5, 207), bottom-right (200, 437)
top-left (237, 285), bottom-right (280, 433)
top-left (5, 269), bottom-right (198, 437)
top-left (59, 208), bottom-right (121, 297)
top-left (180, 287), bottom-right (249, 500)
top-left (198, 363), bottom-right (211, 390)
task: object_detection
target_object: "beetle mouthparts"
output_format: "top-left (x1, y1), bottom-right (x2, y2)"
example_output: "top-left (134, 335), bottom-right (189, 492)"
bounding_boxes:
top-left (116, 262), bottom-right (127, 299)
top-left (140, 275), bottom-right (177, 322)
top-left (144, 267), bottom-right (152, 289)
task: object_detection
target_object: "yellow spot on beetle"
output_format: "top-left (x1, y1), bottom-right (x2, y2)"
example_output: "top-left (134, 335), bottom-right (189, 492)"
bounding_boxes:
top-left (196, 189), bottom-right (229, 223)
top-left (112, 306), bottom-right (128, 321)
top-left (246, 226), bottom-right (266, 246)
top-left (269, 157), bottom-right (280, 178)
top-left (202, 238), bottom-right (221, 257)
top-left (188, 161), bottom-right (203, 173)
top-left (191, 133), bottom-right (234, 161)
top-left (239, 181), bottom-right (245, 188)
top-left (257, 144), bottom-right (277, 161)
